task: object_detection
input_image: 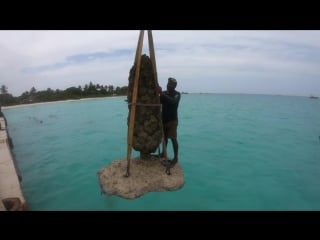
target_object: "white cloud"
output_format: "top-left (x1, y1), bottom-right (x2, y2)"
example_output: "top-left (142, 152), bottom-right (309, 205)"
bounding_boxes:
top-left (0, 30), bottom-right (320, 97)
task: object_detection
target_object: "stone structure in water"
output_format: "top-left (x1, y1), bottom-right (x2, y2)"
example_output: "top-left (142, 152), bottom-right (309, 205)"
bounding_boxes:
top-left (127, 54), bottom-right (162, 159)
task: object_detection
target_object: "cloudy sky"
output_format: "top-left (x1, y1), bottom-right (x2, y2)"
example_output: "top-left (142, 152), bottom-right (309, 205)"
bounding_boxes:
top-left (1, 30), bottom-right (320, 97)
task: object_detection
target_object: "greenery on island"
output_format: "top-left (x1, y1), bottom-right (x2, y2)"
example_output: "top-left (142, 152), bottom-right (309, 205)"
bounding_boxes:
top-left (0, 82), bottom-right (128, 106)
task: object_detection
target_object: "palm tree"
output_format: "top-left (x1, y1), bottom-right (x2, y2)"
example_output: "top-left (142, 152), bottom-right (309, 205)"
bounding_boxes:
top-left (30, 87), bottom-right (37, 95)
top-left (1, 85), bottom-right (8, 94)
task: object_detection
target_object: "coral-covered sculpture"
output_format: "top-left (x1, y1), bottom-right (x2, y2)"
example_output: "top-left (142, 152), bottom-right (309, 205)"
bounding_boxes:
top-left (127, 54), bottom-right (162, 159)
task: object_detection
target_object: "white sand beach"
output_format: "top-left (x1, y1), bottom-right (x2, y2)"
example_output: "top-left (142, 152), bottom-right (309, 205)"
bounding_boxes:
top-left (2, 96), bottom-right (126, 110)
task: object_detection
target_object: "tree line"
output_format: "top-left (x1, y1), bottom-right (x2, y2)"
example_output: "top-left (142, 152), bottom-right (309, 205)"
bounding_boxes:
top-left (0, 82), bottom-right (128, 106)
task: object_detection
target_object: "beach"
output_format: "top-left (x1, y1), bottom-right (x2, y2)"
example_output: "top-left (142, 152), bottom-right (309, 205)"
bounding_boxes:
top-left (2, 96), bottom-right (125, 110)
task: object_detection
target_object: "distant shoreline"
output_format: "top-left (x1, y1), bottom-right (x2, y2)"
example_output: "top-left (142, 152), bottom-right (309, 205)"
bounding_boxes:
top-left (2, 96), bottom-right (125, 110)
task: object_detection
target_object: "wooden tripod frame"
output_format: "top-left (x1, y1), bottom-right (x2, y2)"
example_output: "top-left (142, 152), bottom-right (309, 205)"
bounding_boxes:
top-left (125, 30), bottom-right (167, 177)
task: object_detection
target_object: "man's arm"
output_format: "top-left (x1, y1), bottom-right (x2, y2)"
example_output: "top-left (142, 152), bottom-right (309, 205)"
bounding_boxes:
top-left (160, 91), bottom-right (180, 105)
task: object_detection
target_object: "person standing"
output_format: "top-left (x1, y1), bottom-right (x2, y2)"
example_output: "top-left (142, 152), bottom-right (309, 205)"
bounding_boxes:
top-left (158, 77), bottom-right (181, 169)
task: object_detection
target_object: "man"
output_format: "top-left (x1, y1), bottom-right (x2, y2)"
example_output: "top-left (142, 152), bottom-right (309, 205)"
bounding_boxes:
top-left (158, 77), bottom-right (181, 171)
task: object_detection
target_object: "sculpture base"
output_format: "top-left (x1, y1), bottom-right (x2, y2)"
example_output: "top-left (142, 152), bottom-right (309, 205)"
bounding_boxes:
top-left (97, 156), bottom-right (184, 199)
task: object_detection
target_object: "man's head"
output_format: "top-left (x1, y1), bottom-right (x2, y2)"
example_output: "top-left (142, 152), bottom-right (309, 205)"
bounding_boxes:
top-left (167, 77), bottom-right (177, 91)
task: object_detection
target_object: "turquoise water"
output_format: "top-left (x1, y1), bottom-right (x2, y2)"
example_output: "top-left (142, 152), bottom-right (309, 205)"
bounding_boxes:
top-left (3, 94), bottom-right (320, 210)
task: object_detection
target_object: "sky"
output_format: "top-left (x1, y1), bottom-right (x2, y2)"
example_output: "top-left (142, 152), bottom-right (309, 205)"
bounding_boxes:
top-left (0, 30), bottom-right (320, 97)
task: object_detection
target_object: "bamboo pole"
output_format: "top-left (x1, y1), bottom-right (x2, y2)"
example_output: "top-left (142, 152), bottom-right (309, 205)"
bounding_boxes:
top-left (126, 30), bottom-right (144, 177)
top-left (148, 30), bottom-right (168, 160)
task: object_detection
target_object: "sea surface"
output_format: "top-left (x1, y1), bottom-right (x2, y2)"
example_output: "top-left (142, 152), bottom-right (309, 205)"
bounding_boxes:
top-left (3, 94), bottom-right (320, 210)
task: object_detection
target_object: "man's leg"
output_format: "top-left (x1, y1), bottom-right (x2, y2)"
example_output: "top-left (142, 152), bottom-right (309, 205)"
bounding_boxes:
top-left (160, 137), bottom-right (168, 157)
top-left (161, 121), bottom-right (178, 168)
top-left (164, 138), bottom-right (178, 175)
top-left (172, 138), bottom-right (178, 163)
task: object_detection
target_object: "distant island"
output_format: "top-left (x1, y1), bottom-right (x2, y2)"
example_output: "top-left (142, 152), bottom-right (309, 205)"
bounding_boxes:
top-left (309, 95), bottom-right (318, 99)
top-left (0, 82), bottom-right (128, 107)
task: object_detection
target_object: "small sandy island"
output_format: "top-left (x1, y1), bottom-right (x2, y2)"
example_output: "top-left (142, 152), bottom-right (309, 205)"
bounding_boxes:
top-left (98, 156), bottom-right (185, 199)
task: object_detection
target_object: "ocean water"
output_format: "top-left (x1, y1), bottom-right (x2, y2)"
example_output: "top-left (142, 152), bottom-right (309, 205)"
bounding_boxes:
top-left (3, 94), bottom-right (320, 210)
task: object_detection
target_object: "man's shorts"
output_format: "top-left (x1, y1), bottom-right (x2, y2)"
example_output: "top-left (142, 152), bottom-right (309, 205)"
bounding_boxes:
top-left (163, 120), bottom-right (178, 139)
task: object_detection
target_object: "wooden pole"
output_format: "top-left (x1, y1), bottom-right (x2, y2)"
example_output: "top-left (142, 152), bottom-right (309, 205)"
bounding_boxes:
top-left (148, 30), bottom-right (167, 160)
top-left (126, 30), bottom-right (144, 177)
